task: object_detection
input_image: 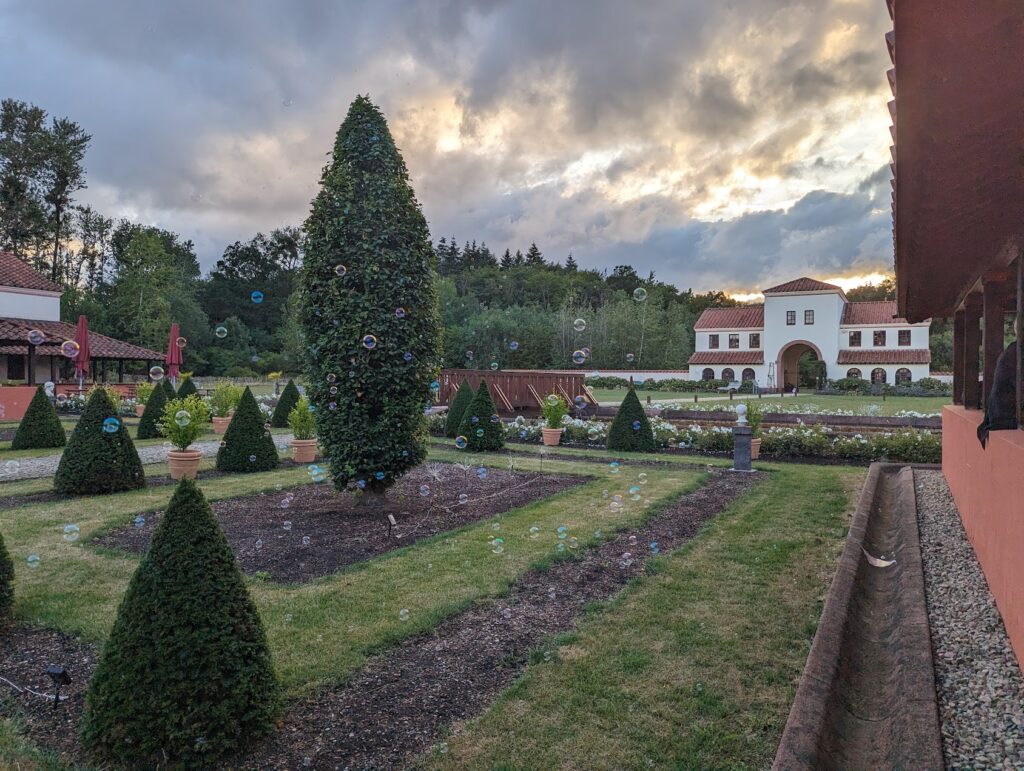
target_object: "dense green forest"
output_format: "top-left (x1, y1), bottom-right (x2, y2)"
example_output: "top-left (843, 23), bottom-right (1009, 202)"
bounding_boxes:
top-left (0, 98), bottom-right (952, 377)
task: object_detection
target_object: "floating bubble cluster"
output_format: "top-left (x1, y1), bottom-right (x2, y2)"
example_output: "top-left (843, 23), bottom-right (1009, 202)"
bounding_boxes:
top-left (572, 350), bottom-right (586, 365)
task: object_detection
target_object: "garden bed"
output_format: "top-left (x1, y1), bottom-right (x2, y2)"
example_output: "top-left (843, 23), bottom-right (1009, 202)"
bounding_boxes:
top-left (94, 463), bottom-right (585, 583)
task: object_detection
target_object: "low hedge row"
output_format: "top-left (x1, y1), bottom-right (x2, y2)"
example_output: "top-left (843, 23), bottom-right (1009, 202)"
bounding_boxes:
top-left (585, 376), bottom-right (744, 393)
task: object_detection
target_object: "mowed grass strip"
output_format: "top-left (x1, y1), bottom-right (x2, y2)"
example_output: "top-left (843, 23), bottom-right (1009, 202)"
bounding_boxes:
top-left (427, 464), bottom-right (864, 770)
top-left (1, 445), bottom-right (703, 693)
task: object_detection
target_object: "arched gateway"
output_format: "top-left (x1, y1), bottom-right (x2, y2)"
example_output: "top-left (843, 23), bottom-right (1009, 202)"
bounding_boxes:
top-left (776, 339), bottom-right (824, 390)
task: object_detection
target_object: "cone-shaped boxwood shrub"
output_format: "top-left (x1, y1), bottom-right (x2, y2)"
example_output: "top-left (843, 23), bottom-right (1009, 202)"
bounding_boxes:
top-left (80, 478), bottom-right (280, 766)
top-left (54, 389), bottom-right (145, 495)
top-left (0, 532), bottom-right (13, 617)
top-left (457, 380), bottom-right (505, 451)
top-left (445, 378), bottom-right (474, 438)
top-left (300, 95), bottom-right (440, 495)
top-left (10, 385), bottom-right (65, 449)
top-left (606, 388), bottom-right (655, 452)
top-left (136, 378), bottom-right (169, 440)
top-left (215, 386), bottom-right (278, 472)
top-left (161, 377), bottom-right (176, 400)
top-left (175, 375), bottom-right (198, 400)
top-left (270, 378), bottom-right (300, 428)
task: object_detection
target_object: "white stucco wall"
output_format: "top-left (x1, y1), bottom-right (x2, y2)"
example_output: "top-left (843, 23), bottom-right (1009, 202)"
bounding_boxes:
top-left (0, 288), bottom-right (61, 321)
top-left (763, 291), bottom-right (845, 382)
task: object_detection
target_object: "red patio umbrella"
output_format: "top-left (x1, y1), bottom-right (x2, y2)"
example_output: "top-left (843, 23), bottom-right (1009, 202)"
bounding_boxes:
top-left (73, 315), bottom-right (91, 392)
top-left (165, 323), bottom-right (183, 386)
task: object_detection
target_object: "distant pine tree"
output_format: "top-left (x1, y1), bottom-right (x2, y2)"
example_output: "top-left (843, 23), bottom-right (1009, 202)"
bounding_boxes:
top-left (176, 375), bottom-right (198, 400)
top-left (565, 253), bottom-right (578, 271)
top-left (445, 378), bottom-right (475, 438)
top-left (524, 242), bottom-right (545, 266)
top-left (269, 379), bottom-right (300, 428)
top-left (606, 388), bottom-right (655, 452)
top-left (499, 248), bottom-right (514, 270)
top-left (136, 379), bottom-right (169, 440)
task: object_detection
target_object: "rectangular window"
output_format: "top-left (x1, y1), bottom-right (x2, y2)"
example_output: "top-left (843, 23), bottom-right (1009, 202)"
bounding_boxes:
top-left (728, 334), bottom-right (739, 349)
top-left (898, 329), bottom-right (911, 346)
top-left (849, 331), bottom-right (861, 347)
top-left (786, 311), bottom-right (796, 325)
top-left (804, 310), bottom-right (814, 325)
top-left (708, 334), bottom-right (719, 349)
top-left (874, 330), bottom-right (886, 346)
top-left (749, 333), bottom-right (760, 348)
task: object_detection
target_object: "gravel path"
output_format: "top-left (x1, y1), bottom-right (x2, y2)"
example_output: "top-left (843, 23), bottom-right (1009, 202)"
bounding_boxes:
top-left (914, 469), bottom-right (1024, 770)
top-left (1, 434), bottom-right (294, 481)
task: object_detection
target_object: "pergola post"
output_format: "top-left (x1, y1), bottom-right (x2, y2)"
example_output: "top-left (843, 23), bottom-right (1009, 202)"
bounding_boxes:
top-left (118, 359), bottom-right (125, 383)
top-left (983, 278), bottom-right (1007, 408)
top-left (953, 310), bottom-right (965, 405)
top-left (26, 344), bottom-right (35, 386)
top-left (963, 295), bottom-right (983, 409)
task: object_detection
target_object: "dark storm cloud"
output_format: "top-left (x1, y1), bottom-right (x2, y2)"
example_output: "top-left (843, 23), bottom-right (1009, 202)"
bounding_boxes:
top-left (0, 0), bottom-right (894, 291)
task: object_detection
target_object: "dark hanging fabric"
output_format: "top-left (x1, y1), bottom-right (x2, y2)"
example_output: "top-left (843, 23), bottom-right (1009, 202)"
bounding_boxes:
top-left (978, 340), bottom-right (1020, 448)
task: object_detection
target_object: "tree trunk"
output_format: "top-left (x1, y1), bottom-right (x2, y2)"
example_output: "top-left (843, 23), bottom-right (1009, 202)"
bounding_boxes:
top-left (51, 203), bottom-right (61, 283)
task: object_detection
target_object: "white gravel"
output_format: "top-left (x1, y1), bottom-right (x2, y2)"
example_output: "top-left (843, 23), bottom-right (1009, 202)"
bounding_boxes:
top-left (914, 469), bottom-right (1024, 770)
top-left (1, 434), bottom-right (294, 481)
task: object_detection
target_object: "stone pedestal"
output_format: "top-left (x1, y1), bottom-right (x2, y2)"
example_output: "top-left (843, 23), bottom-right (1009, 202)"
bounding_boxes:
top-left (733, 425), bottom-right (752, 471)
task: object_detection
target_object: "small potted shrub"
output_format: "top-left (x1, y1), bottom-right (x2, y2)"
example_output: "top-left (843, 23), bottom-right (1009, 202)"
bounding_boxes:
top-left (287, 397), bottom-right (318, 463)
top-left (134, 382), bottom-right (154, 417)
top-left (209, 382), bottom-right (241, 434)
top-left (745, 401), bottom-right (763, 459)
top-left (159, 394), bottom-right (210, 480)
top-left (541, 393), bottom-right (569, 446)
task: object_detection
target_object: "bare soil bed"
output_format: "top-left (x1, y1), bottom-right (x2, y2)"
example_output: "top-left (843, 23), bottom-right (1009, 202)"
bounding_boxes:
top-left (93, 463), bottom-right (585, 583)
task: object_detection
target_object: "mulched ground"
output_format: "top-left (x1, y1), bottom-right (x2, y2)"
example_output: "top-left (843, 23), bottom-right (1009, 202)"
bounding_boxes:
top-left (94, 463), bottom-right (585, 583)
top-left (241, 468), bottom-right (761, 770)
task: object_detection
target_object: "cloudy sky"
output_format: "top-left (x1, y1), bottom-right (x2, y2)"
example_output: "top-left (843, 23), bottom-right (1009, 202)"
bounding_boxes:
top-left (0, 0), bottom-right (895, 296)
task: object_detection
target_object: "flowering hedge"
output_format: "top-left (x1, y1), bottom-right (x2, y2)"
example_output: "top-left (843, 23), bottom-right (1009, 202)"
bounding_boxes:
top-left (656, 400), bottom-right (941, 419)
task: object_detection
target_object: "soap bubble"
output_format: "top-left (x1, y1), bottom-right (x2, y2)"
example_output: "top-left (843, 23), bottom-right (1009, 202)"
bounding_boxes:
top-left (557, 525), bottom-right (568, 540)
top-left (309, 465), bottom-right (326, 482)
top-left (502, 607), bottom-right (512, 619)
top-left (419, 484), bottom-right (430, 496)
top-left (492, 537), bottom-right (505, 554)
top-left (490, 414), bottom-right (500, 424)
top-left (548, 586), bottom-right (556, 599)
top-left (475, 428), bottom-right (484, 437)
top-left (255, 539), bottom-right (263, 550)
top-left (546, 394), bottom-right (559, 406)
top-left (174, 410), bottom-right (191, 427)
top-left (609, 461), bottom-right (621, 474)
top-left (471, 415), bottom-right (479, 425)
top-left (638, 472), bottom-right (648, 484)
top-left (2, 460), bottom-right (19, 475)
top-left (283, 521), bottom-right (292, 531)
top-left (149, 365), bottom-right (165, 381)
top-left (395, 307), bottom-right (406, 318)
top-left (403, 351), bottom-right (414, 362)
top-left (489, 361), bottom-right (498, 370)
top-left (620, 552), bottom-right (633, 568)
top-left (572, 350), bottom-right (586, 365)
top-left (650, 542), bottom-right (660, 555)
top-left (248, 454), bottom-right (257, 462)
top-left (374, 471), bottom-right (385, 481)
top-left (175, 336), bottom-right (187, 349)
top-left (594, 529), bottom-right (602, 539)
top-left (629, 485), bottom-right (641, 496)
top-left (556, 543), bottom-right (566, 554)
top-left (632, 420), bottom-right (641, 431)
top-left (56, 393), bottom-right (67, 405)
top-left (334, 264), bottom-right (347, 277)
top-left (62, 524), bottom-right (80, 542)
top-left (568, 537), bottom-right (579, 549)
top-left (102, 417), bottom-right (121, 433)
top-left (251, 290), bottom-right (264, 303)
top-left (509, 340), bottom-right (519, 351)
top-left (133, 515), bottom-right (145, 528)
top-left (628, 535), bottom-right (638, 546)
top-left (60, 340), bottom-right (80, 358)
top-left (573, 318), bottom-right (586, 332)
top-left (326, 372), bottom-right (337, 383)
top-left (27, 329), bottom-right (44, 346)
top-left (529, 526), bottom-right (540, 539)
top-left (399, 608), bottom-right (410, 622)
top-left (215, 324), bottom-right (228, 338)
top-left (26, 554), bottom-right (40, 569)
top-left (362, 334), bottom-right (378, 350)
top-left (458, 493), bottom-right (469, 505)
top-left (465, 350), bottom-right (474, 361)
top-left (476, 466), bottom-right (488, 480)
top-left (626, 353), bottom-right (635, 363)
top-left (587, 427), bottom-right (600, 441)
top-left (455, 436), bottom-right (468, 449)
top-left (302, 535), bottom-right (311, 546)
top-left (633, 287), bottom-right (648, 302)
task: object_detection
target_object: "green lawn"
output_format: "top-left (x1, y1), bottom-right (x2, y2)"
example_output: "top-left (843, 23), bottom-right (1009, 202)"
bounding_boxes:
top-left (430, 462), bottom-right (863, 769)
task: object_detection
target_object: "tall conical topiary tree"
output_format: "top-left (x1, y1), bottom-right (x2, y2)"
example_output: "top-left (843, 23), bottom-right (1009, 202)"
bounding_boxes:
top-left (11, 385), bottom-right (65, 449)
top-left (606, 388), bottom-right (655, 452)
top-left (54, 389), bottom-right (145, 495)
top-left (136, 378), bottom-right (169, 440)
top-left (80, 479), bottom-right (280, 766)
top-left (300, 95), bottom-right (440, 496)
top-left (457, 381), bottom-right (505, 451)
top-left (269, 379), bottom-right (300, 428)
top-left (0, 532), bottom-right (13, 617)
top-left (175, 375), bottom-right (198, 400)
top-left (215, 386), bottom-right (278, 472)
top-left (161, 377), bottom-right (176, 400)
top-left (445, 378), bottom-right (474, 438)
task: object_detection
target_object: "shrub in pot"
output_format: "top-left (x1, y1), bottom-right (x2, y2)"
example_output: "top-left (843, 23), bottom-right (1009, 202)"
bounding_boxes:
top-left (54, 389), bottom-right (145, 495)
top-left (287, 397), bottom-right (318, 462)
top-left (456, 380), bottom-right (504, 451)
top-left (270, 379), bottom-right (300, 428)
top-left (159, 394), bottom-right (210, 480)
top-left (209, 382), bottom-right (243, 434)
top-left (134, 382), bottom-right (154, 416)
top-left (745, 401), bottom-right (764, 460)
top-left (541, 393), bottom-right (569, 446)
top-left (11, 385), bottom-right (66, 450)
top-left (606, 388), bottom-right (655, 452)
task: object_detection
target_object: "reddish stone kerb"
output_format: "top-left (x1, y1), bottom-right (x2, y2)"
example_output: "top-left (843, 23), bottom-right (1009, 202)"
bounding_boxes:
top-left (943, 405), bottom-right (1024, 669)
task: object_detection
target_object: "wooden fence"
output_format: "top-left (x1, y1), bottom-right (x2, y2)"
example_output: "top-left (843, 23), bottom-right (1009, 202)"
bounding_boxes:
top-left (438, 369), bottom-right (597, 414)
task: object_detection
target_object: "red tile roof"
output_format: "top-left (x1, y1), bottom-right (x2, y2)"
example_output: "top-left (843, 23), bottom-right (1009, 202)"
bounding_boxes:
top-left (837, 349), bottom-right (931, 365)
top-left (693, 305), bottom-right (764, 330)
top-left (0, 252), bottom-right (62, 292)
top-left (688, 350), bottom-right (764, 365)
top-left (840, 301), bottom-right (915, 325)
top-left (762, 277), bottom-right (842, 294)
top-left (0, 317), bottom-right (161, 360)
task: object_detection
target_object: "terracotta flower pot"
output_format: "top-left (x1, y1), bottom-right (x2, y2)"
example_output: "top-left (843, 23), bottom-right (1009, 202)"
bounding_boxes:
top-left (750, 437), bottom-right (761, 460)
top-left (291, 438), bottom-right (318, 463)
top-left (212, 416), bottom-right (232, 434)
top-left (541, 427), bottom-right (563, 447)
top-left (168, 449), bottom-right (203, 480)
top-left (135, 403), bottom-right (145, 417)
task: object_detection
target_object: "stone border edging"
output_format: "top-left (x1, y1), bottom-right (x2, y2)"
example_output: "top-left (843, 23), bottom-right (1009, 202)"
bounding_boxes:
top-left (772, 462), bottom-right (944, 770)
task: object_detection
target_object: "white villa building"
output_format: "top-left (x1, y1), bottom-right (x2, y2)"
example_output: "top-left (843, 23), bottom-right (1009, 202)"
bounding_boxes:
top-left (687, 277), bottom-right (931, 389)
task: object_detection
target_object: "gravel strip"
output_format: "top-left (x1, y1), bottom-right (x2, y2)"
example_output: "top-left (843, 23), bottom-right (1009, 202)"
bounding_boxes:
top-left (0, 434), bottom-right (294, 481)
top-left (914, 469), bottom-right (1024, 770)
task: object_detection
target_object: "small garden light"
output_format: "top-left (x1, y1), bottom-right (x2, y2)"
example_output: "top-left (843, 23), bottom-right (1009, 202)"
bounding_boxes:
top-left (45, 664), bottom-right (71, 710)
